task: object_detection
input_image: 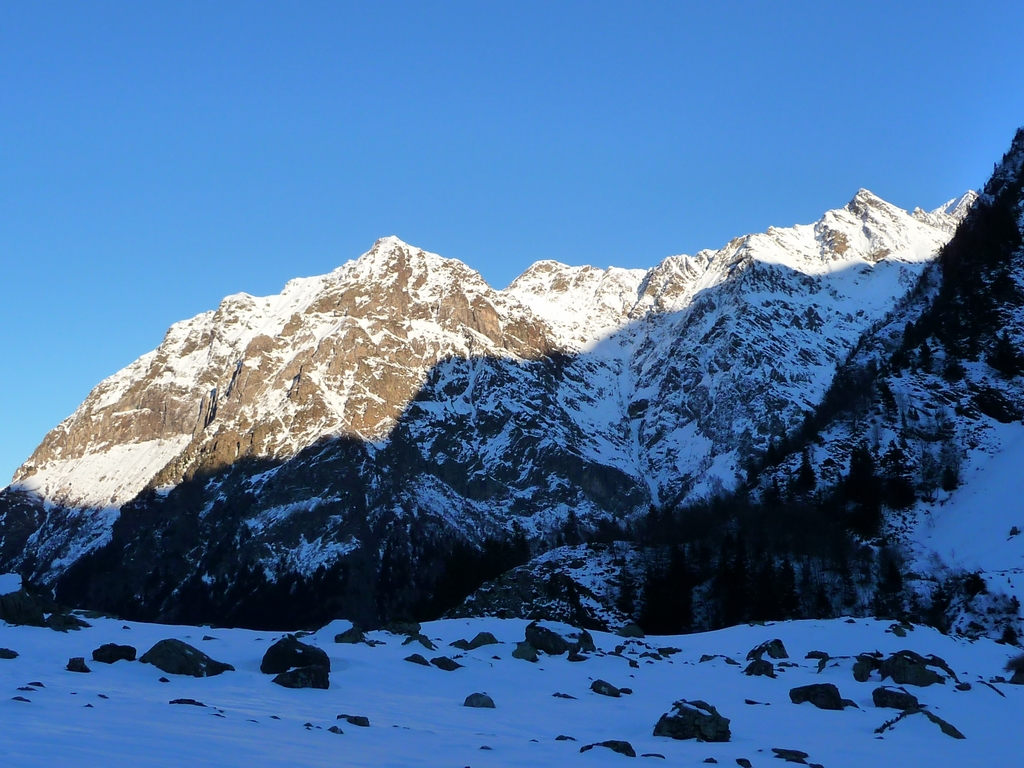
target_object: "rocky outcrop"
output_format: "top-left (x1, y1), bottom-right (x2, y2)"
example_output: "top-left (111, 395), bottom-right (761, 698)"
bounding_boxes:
top-left (789, 683), bottom-right (855, 710)
top-left (653, 700), bottom-right (731, 742)
top-left (260, 635), bottom-right (330, 674)
top-left (139, 639), bottom-right (234, 677)
top-left (463, 692), bottom-right (495, 708)
top-left (272, 665), bottom-right (329, 689)
top-left (92, 643), bottom-right (137, 664)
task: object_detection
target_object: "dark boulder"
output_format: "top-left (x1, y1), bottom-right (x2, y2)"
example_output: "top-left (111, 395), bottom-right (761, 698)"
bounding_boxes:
top-left (140, 639), bottom-right (234, 677)
top-left (591, 679), bottom-right (621, 697)
top-left (617, 623), bottom-right (645, 638)
top-left (430, 656), bottom-right (463, 671)
top-left (339, 714), bottom-right (370, 727)
top-left (0, 648), bottom-right (18, 659)
top-left (464, 692), bottom-right (496, 708)
top-left (653, 699), bottom-right (731, 742)
top-left (580, 740), bottom-right (636, 757)
top-left (789, 683), bottom-right (852, 710)
top-left (334, 627), bottom-right (365, 644)
top-left (512, 641), bottom-right (538, 662)
top-left (0, 590), bottom-right (46, 626)
top-left (879, 650), bottom-right (945, 687)
top-left (260, 635), bottom-right (330, 674)
top-left (46, 613), bottom-right (91, 632)
top-left (384, 621), bottom-right (421, 636)
top-left (402, 634), bottom-right (437, 651)
top-left (169, 698), bottom-right (206, 707)
top-left (66, 657), bottom-right (91, 673)
top-left (853, 654), bottom-right (880, 682)
top-left (771, 748), bottom-right (810, 763)
top-left (450, 631), bottom-right (499, 651)
top-left (744, 659), bottom-right (776, 678)
top-left (525, 622), bottom-right (570, 655)
top-left (272, 664), bottom-right (330, 689)
top-left (872, 686), bottom-right (919, 710)
top-left (747, 639), bottom-right (789, 661)
top-left (404, 653), bottom-right (430, 666)
top-left (92, 644), bottom-right (137, 664)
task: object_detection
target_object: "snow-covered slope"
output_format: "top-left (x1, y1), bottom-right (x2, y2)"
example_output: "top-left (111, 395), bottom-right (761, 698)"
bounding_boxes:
top-left (1, 609), bottom-right (1021, 767)
top-left (0, 191), bottom-right (970, 620)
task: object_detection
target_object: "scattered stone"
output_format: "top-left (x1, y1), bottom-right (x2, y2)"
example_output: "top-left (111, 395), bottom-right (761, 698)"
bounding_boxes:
top-left (158, 677), bottom-right (170, 683)
top-left (47, 613), bottom-right (91, 632)
top-left (384, 621), bottom-right (421, 636)
top-left (404, 653), bottom-right (430, 666)
top-left (11, 696), bottom-right (30, 702)
top-left (700, 654), bottom-right (740, 666)
top-left (272, 665), bottom-right (330, 689)
top-left (140, 639), bottom-right (234, 677)
top-left (403, 633), bottom-right (437, 651)
top-left (617, 623), bottom-right (645, 638)
top-left (92, 643), bottom-right (137, 664)
top-left (703, 759), bottom-right (718, 764)
top-left (591, 679), bottom-right (621, 697)
top-left (568, 650), bottom-right (588, 662)
top-left (451, 632), bottom-right (500, 651)
top-left (0, 648), bottom-right (18, 659)
top-left (853, 654), bottom-right (881, 682)
top-left (805, 651), bottom-right (829, 660)
top-left (659, 647), bottom-right (682, 656)
top-left (17, 686), bottom-right (34, 691)
top-left (772, 748), bottom-right (810, 763)
top-left (525, 622), bottom-right (570, 656)
top-left (955, 682), bottom-right (972, 691)
top-left (0, 590), bottom-right (46, 626)
top-left (553, 692), bottom-right (577, 699)
top-left (84, 703), bottom-right (93, 708)
top-left (202, 635), bottom-right (216, 641)
top-left (97, 693), bottom-right (108, 699)
top-left (328, 726), bottom-right (344, 734)
top-left (338, 714), bottom-right (370, 727)
top-left (28, 681), bottom-right (43, 687)
top-left (464, 692), bottom-right (496, 708)
top-left (641, 754), bottom-right (665, 760)
top-left (875, 708), bottom-right (966, 739)
top-left (744, 659), bottom-right (776, 678)
top-left (169, 698), bottom-right (206, 707)
top-left (430, 656), bottom-right (463, 671)
top-left (737, 759), bottom-right (752, 768)
top-left (556, 734), bottom-right (576, 741)
top-left (789, 683), bottom-right (853, 710)
top-left (66, 657), bottom-right (91, 673)
top-left (480, 745), bottom-right (492, 750)
top-left (744, 699), bottom-right (768, 706)
top-left (872, 686), bottom-right (920, 710)
top-left (653, 699), bottom-right (731, 742)
top-left (335, 626), bottom-right (365, 644)
top-left (879, 650), bottom-right (946, 687)
top-left (512, 642), bottom-right (539, 662)
top-left (260, 635), bottom-right (330, 675)
top-left (747, 639), bottom-right (789, 661)
top-left (580, 740), bottom-right (636, 757)
top-left (920, 710), bottom-right (966, 739)
top-left (620, 687), bottom-right (633, 695)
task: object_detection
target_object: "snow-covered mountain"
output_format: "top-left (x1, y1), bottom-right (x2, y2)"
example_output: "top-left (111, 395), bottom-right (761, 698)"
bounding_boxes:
top-left (0, 186), bottom-right (973, 626)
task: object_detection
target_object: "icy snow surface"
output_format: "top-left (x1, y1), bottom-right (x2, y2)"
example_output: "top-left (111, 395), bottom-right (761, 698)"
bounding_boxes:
top-left (0, 615), bottom-right (1019, 767)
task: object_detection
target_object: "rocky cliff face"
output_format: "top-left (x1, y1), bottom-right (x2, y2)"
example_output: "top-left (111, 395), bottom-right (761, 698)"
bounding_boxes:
top-left (0, 190), bottom-right (972, 625)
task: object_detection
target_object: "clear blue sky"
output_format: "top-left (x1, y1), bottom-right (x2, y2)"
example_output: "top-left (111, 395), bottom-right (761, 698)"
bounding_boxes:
top-left (2, 1), bottom-right (1023, 484)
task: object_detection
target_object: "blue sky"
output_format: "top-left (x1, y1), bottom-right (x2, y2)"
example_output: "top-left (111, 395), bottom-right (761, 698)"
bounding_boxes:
top-left (1, 1), bottom-right (1023, 483)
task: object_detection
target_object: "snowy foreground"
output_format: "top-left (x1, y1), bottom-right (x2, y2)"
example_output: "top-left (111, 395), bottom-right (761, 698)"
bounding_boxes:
top-left (0, 614), bottom-right (1021, 767)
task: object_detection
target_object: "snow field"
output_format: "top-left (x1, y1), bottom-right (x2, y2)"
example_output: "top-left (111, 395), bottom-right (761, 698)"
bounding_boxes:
top-left (0, 615), bottom-right (1020, 767)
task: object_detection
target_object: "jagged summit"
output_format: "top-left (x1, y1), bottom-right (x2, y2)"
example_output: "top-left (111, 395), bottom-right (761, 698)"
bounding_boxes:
top-left (0, 188), bottom-right (972, 601)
